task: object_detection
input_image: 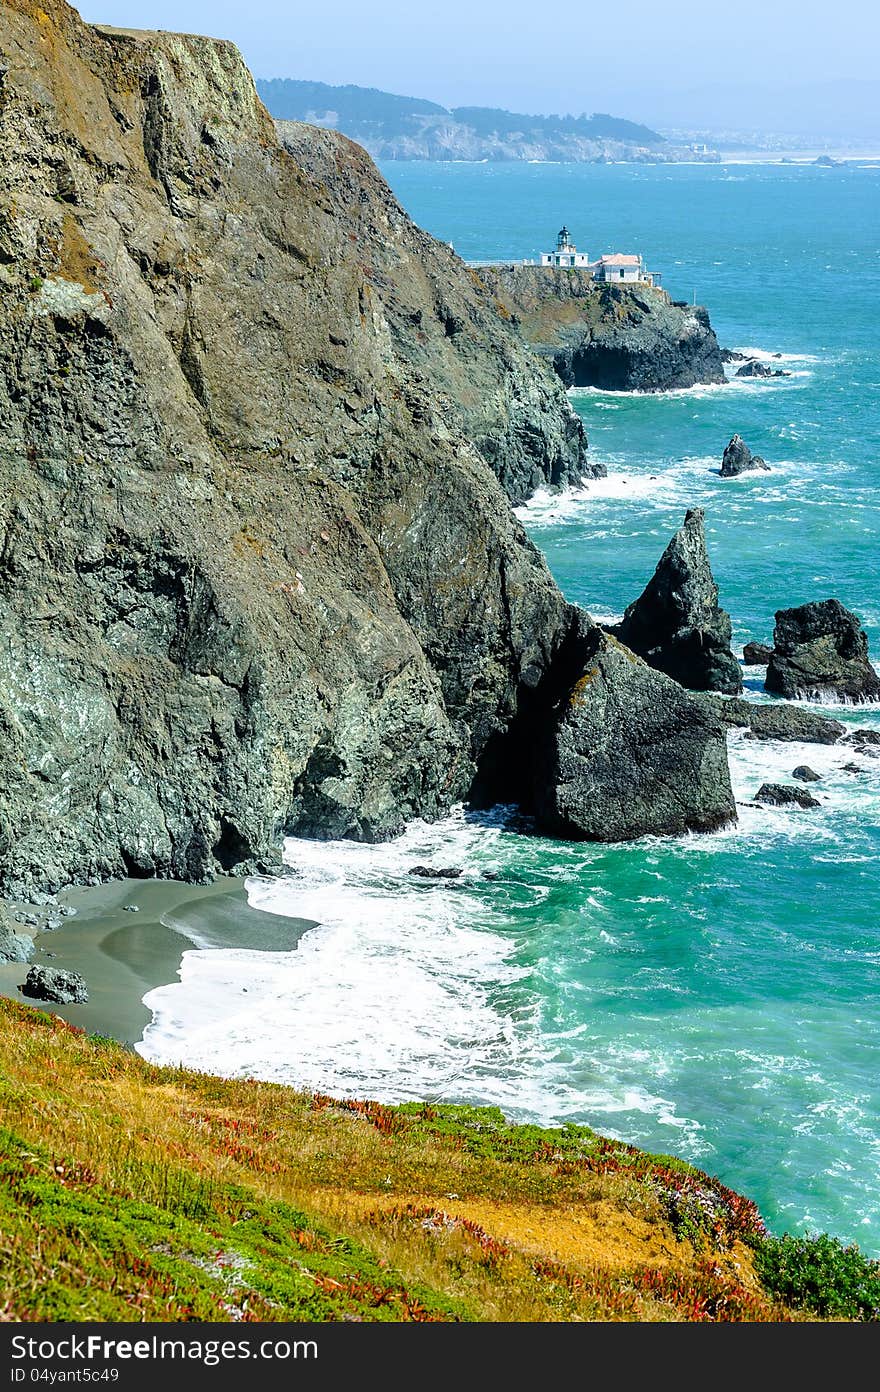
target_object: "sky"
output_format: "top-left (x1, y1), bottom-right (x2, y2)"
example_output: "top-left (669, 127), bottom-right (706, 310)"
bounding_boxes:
top-left (77, 1), bottom-right (880, 136)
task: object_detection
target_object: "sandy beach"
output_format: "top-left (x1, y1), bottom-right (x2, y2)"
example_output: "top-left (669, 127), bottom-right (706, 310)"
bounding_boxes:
top-left (0, 875), bottom-right (316, 1046)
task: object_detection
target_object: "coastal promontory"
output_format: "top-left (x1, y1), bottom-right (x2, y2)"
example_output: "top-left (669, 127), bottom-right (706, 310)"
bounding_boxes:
top-left (476, 264), bottom-right (726, 392)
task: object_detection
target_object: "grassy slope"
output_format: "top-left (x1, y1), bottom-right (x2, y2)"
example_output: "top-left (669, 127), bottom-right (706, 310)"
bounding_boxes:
top-left (0, 997), bottom-right (804, 1322)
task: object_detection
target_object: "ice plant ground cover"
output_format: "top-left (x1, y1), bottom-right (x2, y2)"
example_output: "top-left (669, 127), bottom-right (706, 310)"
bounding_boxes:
top-left (2, 998), bottom-right (878, 1322)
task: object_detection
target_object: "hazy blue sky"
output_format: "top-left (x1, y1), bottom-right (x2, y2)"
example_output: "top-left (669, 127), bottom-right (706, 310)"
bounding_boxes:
top-left (78, 1), bottom-right (880, 133)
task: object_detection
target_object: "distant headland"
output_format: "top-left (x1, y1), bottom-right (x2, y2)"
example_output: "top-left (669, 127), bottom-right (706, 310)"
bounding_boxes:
top-left (258, 77), bottom-right (720, 163)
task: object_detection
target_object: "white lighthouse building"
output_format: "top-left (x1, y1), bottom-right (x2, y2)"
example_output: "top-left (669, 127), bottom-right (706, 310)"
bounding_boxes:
top-left (540, 226), bottom-right (591, 268)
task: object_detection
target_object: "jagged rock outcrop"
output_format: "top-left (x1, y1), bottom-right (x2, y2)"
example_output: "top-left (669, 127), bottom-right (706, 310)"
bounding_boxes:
top-left (530, 625), bottom-right (736, 842)
top-left (21, 965), bottom-right (89, 1004)
top-left (743, 641), bottom-right (773, 665)
top-left (755, 783), bottom-right (820, 810)
top-left (792, 766), bottom-right (821, 782)
top-left (696, 694), bottom-right (845, 744)
top-left (765, 600), bottom-right (880, 703)
top-left (611, 509), bottom-right (742, 694)
top-left (720, 435), bottom-right (769, 477)
top-left (476, 266), bottom-right (725, 392)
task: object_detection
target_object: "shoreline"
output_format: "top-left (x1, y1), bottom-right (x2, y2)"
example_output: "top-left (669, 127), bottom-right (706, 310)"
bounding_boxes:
top-left (0, 875), bottom-right (317, 1047)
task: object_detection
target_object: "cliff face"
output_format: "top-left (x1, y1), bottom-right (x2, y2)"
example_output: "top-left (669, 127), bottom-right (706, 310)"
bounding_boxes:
top-left (477, 266), bottom-right (726, 392)
top-left (274, 121), bottom-right (590, 505)
top-left (0, 0), bottom-right (583, 894)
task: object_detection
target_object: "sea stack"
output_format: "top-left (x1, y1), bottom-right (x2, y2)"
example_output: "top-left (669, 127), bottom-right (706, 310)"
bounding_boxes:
top-left (765, 600), bottom-right (880, 703)
top-left (743, 641), bottom-right (773, 665)
top-left (720, 435), bottom-right (770, 477)
top-left (531, 628), bottom-right (736, 841)
top-left (613, 508), bottom-right (743, 694)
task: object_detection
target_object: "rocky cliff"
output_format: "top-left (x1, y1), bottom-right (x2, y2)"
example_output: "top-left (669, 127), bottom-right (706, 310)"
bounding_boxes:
top-left (0, 0), bottom-right (590, 895)
top-left (0, 1), bottom-right (733, 898)
top-left (477, 265), bottom-right (726, 392)
top-left (273, 121), bottom-right (593, 505)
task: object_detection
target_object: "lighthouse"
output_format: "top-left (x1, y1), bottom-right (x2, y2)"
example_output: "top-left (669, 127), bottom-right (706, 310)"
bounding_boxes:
top-left (540, 226), bottom-right (591, 268)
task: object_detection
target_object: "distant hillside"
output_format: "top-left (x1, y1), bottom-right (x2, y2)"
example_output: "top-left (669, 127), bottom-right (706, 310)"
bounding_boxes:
top-left (257, 77), bottom-right (672, 162)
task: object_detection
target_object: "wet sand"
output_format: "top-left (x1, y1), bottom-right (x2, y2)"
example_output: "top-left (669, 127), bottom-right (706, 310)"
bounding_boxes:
top-left (0, 876), bottom-right (316, 1046)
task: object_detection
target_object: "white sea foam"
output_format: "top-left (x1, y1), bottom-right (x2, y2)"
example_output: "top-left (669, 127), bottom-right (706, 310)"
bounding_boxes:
top-left (135, 806), bottom-right (714, 1141)
top-left (712, 718), bottom-right (880, 849)
top-left (515, 448), bottom-right (864, 532)
top-left (138, 810), bottom-right (543, 1104)
top-left (729, 346), bottom-right (819, 365)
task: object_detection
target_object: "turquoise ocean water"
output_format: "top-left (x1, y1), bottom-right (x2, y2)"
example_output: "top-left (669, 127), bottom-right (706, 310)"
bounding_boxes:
top-left (139, 162), bottom-right (880, 1254)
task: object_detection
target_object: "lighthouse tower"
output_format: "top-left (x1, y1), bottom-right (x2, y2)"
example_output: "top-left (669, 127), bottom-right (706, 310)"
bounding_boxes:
top-left (540, 226), bottom-right (591, 267)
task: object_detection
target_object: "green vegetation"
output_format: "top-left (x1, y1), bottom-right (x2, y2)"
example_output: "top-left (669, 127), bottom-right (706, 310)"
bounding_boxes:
top-left (257, 78), bottom-right (446, 128)
top-left (0, 997), bottom-right (873, 1322)
top-left (753, 1233), bottom-right (880, 1321)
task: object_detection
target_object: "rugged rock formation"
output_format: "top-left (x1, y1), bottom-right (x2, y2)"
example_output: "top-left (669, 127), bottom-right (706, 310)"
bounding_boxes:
top-left (612, 509), bottom-right (742, 694)
top-left (792, 765), bottom-right (821, 782)
top-left (0, 0), bottom-right (590, 895)
top-left (755, 783), bottom-right (820, 809)
top-left (275, 123), bottom-right (588, 507)
top-left (765, 600), bottom-right (880, 702)
top-left (475, 266), bottom-right (725, 392)
top-left (696, 695), bottom-right (845, 744)
top-left (735, 361), bottom-right (790, 379)
top-left (530, 626), bottom-right (736, 842)
top-left (743, 641), bottom-right (773, 665)
top-left (21, 964), bottom-right (89, 1004)
top-left (720, 435), bottom-right (769, 477)
top-left (0, 2), bottom-right (738, 896)
top-left (0, 905), bottom-right (34, 963)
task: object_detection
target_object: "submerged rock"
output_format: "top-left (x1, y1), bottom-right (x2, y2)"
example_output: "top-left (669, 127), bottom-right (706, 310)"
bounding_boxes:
top-left (21, 965), bottom-right (89, 1004)
top-left (720, 435), bottom-right (770, 477)
top-left (755, 783), bottom-right (820, 809)
top-left (612, 508), bottom-right (742, 693)
top-left (696, 694), bottom-right (845, 744)
top-left (408, 866), bottom-right (463, 879)
top-left (735, 360), bottom-right (791, 379)
top-left (765, 600), bottom-right (880, 702)
top-left (531, 628), bottom-right (736, 842)
top-left (792, 765), bottom-right (821, 782)
top-left (846, 729), bottom-right (880, 745)
top-left (742, 641), bottom-right (773, 665)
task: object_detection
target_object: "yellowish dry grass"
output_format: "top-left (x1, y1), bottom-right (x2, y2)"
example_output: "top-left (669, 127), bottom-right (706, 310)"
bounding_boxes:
top-left (0, 997), bottom-right (797, 1321)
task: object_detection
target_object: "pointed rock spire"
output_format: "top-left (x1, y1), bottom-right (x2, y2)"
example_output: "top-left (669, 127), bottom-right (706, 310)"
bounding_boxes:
top-left (720, 434), bottom-right (769, 477)
top-left (613, 507), bottom-right (742, 694)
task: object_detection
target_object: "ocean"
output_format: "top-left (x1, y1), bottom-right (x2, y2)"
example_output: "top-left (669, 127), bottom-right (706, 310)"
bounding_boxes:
top-left (138, 161), bottom-right (880, 1254)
